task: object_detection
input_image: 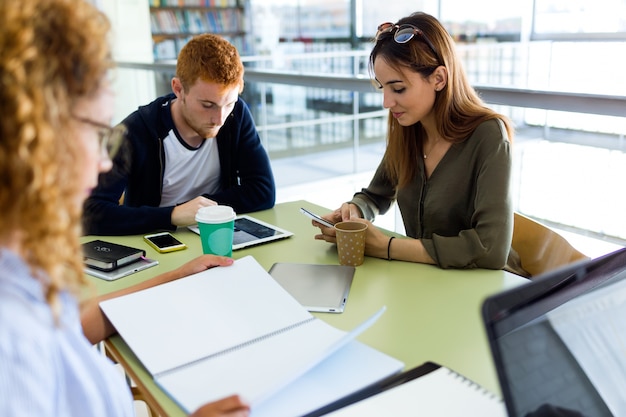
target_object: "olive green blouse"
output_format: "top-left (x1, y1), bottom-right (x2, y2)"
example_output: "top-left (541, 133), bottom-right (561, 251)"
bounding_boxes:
top-left (350, 119), bottom-right (526, 275)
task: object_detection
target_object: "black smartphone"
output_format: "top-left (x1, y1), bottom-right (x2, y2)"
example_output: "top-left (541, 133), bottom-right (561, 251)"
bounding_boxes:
top-left (300, 207), bottom-right (335, 228)
top-left (143, 232), bottom-right (187, 253)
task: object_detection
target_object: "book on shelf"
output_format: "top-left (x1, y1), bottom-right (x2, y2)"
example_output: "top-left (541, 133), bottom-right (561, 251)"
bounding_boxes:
top-left (184, 10), bottom-right (204, 33)
top-left (150, 9), bottom-right (242, 35)
top-left (100, 256), bottom-right (404, 416)
top-left (149, 0), bottom-right (248, 60)
top-left (154, 39), bottom-right (178, 60)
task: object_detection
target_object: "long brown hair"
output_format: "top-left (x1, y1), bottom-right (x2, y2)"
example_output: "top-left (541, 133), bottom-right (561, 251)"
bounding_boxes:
top-left (0, 0), bottom-right (112, 313)
top-left (370, 12), bottom-right (514, 188)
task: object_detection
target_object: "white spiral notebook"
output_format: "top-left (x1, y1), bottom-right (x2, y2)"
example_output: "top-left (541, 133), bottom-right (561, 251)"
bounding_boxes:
top-left (312, 361), bottom-right (506, 417)
top-left (99, 256), bottom-right (403, 416)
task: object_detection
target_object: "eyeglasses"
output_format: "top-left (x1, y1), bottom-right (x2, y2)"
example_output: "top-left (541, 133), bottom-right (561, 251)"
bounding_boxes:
top-left (73, 116), bottom-right (126, 160)
top-left (375, 22), bottom-right (441, 65)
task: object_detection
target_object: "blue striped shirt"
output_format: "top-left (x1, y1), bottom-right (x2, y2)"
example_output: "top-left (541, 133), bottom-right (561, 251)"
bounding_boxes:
top-left (0, 249), bottom-right (134, 416)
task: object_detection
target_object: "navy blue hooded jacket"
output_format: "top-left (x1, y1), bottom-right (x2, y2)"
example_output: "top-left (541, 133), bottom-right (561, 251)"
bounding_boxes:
top-left (83, 94), bottom-right (275, 236)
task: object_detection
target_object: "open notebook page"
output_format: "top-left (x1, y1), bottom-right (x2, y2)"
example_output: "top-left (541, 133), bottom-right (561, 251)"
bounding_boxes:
top-left (100, 256), bottom-right (312, 376)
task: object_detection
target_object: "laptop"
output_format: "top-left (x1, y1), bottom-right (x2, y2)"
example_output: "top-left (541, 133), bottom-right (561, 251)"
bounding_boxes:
top-left (483, 247), bottom-right (626, 417)
top-left (307, 247), bottom-right (626, 417)
top-left (189, 214), bottom-right (293, 250)
top-left (268, 263), bottom-right (355, 313)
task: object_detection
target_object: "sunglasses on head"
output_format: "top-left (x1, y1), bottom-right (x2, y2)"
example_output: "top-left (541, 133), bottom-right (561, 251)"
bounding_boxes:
top-left (375, 22), bottom-right (441, 65)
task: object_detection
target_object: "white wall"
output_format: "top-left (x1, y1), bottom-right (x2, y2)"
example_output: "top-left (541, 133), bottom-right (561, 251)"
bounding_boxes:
top-left (99, 0), bottom-right (157, 124)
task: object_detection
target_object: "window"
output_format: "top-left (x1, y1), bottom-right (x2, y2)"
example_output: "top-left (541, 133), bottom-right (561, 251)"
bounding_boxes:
top-left (533, 0), bottom-right (626, 39)
top-left (251, 0), bottom-right (350, 41)
top-left (440, 0), bottom-right (525, 42)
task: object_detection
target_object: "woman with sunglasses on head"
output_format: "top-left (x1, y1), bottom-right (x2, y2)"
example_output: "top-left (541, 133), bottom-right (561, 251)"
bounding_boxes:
top-left (314, 12), bottom-right (526, 275)
top-left (0, 0), bottom-right (250, 415)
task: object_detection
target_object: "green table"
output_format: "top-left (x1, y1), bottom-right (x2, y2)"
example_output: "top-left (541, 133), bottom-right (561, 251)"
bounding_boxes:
top-left (85, 200), bottom-right (526, 416)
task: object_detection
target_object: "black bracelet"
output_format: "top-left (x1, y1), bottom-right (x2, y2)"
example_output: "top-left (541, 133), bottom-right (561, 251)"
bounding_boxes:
top-left (387, 236), bottom-right (395, 261)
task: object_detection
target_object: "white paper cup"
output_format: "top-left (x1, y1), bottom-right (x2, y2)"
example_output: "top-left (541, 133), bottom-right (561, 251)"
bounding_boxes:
top-left (195, 206), bottom-right (236, 256)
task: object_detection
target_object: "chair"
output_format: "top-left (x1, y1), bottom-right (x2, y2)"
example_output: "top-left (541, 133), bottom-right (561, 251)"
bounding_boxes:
top-left (512, 212), bottom-right (589, 277)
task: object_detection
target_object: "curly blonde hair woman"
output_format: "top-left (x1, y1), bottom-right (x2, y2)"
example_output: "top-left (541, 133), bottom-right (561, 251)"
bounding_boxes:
top-left (0, 0), bottom-right (111, 313)
top-left (0, 0), bottom-right (249, 415)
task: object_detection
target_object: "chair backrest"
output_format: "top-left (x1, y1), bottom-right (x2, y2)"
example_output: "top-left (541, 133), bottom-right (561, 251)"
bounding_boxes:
top-left (512, 212), bottom-right (590, 277)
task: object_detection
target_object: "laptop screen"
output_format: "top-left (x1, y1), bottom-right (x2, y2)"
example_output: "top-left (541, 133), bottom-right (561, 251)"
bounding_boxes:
top-left (483, 248), bottom-right (626, 417)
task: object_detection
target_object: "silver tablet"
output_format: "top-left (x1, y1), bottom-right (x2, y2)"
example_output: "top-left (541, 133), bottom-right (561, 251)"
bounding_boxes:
top-left (85, 257), bottom-right (159, 281)
top-left (189, 214), bottom-right (293, 250)
top-left (268, 263), bottom-right (355, 313)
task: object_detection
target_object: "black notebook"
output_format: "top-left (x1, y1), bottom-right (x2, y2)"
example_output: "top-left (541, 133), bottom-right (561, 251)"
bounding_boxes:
top-left (83, 239), bottom-right (145, 271)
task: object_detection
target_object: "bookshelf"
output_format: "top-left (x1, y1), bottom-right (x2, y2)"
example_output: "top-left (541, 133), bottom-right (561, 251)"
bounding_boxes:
top-left (149, 0), bottom-right (249, 61)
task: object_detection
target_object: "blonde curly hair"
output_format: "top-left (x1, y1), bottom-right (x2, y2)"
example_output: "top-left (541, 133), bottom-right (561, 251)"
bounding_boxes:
top-left (0, 0), bottom-right (112, 313)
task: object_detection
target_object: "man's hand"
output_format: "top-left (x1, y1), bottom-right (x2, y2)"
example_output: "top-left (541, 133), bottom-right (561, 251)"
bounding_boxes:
top-left (171, 196), bottom-right (217, 226)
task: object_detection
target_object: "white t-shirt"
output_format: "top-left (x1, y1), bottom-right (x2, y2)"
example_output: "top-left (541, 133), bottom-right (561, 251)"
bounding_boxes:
top-left (160, 129), bottom-right (221, 207)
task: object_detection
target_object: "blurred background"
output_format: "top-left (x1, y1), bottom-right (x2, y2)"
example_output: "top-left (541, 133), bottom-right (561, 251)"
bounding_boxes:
top-left (95, 0), bottom-right (626, 256)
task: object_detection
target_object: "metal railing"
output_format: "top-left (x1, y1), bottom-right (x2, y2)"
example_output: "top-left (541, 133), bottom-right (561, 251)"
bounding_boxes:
top-left (113, 45), bottom-right (626, 244)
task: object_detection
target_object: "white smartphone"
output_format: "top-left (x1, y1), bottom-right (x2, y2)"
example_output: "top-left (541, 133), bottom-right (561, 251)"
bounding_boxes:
top-left (143, 232), bottom-right (187, 253)
top-left (300, 207), bottom-right (335, 228)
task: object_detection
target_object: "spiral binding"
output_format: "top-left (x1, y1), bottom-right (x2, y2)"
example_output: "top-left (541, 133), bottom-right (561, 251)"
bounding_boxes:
top-left (446, 368), bottom-right (503, 402)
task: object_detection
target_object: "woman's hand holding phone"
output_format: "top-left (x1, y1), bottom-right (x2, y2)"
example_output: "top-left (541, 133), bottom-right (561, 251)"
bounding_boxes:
top-left (299, 207), bottom-right (335, 228)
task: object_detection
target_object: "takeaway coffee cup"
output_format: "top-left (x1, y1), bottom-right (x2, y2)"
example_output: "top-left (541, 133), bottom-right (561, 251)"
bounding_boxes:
top-left (334, 221), bottom-right (368, 266)
top-left (195, 205), bottom-right (236, 257)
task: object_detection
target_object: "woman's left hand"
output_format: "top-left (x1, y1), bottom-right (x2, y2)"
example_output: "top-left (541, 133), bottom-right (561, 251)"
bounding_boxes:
top-left (359, 220), bottom-right (393, 259)
top-left (171, 255), bottom-right (234, 279)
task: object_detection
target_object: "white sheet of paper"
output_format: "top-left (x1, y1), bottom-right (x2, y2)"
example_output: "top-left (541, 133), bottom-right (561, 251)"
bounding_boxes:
top-left (156, 307), bottom-right (389, 412)
top-left (100, 256), bottom-right (399, 414)
top-left (323, 366), bottom-right (506, 417)
top-left (100, 256), bottom-right (311, 375)
top-left (250, 340), bottom-right (404, 417)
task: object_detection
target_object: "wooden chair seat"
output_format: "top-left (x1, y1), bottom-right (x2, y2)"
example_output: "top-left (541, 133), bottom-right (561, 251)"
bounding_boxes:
top-left (512, 212), bottom-right (589, 277)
